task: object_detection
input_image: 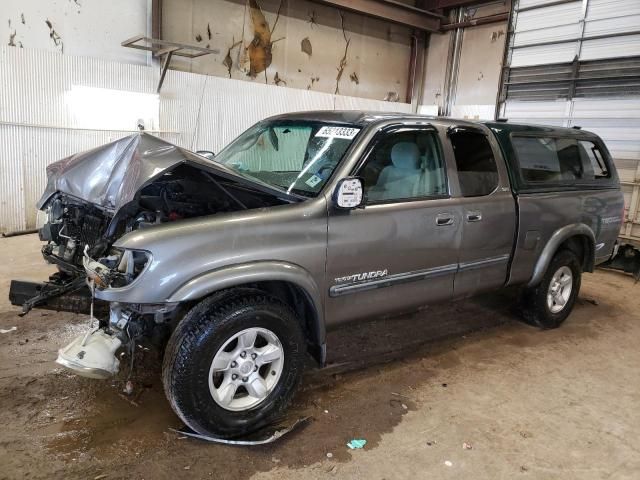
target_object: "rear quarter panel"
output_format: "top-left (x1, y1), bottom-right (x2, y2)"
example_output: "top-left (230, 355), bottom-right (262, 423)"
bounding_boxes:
top-left (508, 188), bottom-right (624, 285)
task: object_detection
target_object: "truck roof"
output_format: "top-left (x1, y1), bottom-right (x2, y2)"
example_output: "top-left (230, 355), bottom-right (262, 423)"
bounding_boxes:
top-left (267, 110), bottom-right (598, 138)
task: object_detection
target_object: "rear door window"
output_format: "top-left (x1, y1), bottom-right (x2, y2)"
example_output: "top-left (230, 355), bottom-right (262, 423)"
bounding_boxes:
top-left (449, 129), bottom-right (499, 197)
top-left (512, 136), bottom-right (610, 184)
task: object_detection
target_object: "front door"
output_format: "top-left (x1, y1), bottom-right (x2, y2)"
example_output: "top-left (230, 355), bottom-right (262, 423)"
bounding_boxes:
top-left (325, 126), bottom-right (462, 327)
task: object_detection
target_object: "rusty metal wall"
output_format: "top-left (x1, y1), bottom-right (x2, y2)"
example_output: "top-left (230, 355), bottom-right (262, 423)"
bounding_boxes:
top-left (0, 46), bottom-right (410, 234)
top-left (161, 0), bottom-right (414, 102)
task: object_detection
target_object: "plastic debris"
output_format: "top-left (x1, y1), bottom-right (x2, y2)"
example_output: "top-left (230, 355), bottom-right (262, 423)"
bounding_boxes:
top-left (463, 442), bottom-right (473, 450)
top-left (0, 326), bottom-right (17, 334)
top-left (347, 439), bottom-right (367, 449)
top-left (123, 380), bottom-right (134, 395)
top-left (324, 409), bottom-right (329, 414)
top-left (326, 452), bottom-right (333, 458)
top-left (444, 460), bottom-right (453, 467)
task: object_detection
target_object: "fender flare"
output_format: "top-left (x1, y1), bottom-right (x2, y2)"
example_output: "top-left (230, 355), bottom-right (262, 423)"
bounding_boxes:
top-left (166, 261), bottom-right (326, 347)
top-left (528, 223), bottom-right (596, 287)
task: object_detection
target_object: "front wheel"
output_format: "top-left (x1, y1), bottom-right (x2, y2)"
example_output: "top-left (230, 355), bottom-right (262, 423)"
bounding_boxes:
top-left (162, 290), bottom-right (305, 438)
top-left (521, 249), bottom-right (582, 329)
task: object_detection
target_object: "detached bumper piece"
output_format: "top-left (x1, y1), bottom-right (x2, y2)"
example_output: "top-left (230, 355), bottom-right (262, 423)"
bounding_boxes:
top-left (9, 279), bottom-right (108, 316)
top-left (56, 329), bottom-right (122, 379)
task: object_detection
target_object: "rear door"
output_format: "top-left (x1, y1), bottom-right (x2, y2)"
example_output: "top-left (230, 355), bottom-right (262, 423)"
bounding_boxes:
top-left (446, 126), bottom-right (517, 297)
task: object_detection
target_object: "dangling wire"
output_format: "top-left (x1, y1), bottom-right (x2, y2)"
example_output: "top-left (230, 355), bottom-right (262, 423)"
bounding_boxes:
top-left (80, 279), bottom-right (96, 347)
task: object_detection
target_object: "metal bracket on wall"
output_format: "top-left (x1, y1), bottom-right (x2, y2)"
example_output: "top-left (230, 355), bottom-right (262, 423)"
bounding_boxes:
top-left (121, 36), bottom-right (220, 93)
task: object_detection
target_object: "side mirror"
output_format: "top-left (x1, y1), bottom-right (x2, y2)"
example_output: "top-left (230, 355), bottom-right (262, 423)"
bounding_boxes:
top-left (333, 177), bottom-right (364, 209)
top-left (196, 150), bottom-right (215, 161)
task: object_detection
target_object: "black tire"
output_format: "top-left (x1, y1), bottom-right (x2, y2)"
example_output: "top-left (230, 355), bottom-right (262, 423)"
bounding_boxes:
top-left (521, 249), bottom-right (582, 329)
top-left (162, 289), bottom-right (305, 438)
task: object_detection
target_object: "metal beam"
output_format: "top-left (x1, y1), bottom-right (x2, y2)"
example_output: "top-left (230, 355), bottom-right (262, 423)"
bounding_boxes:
top-left (310, 0), bottom-right (441, 32)
top-left (152, 0), bottom-right (162, 45)
top-left (440, 12), bottom-right (508, 30)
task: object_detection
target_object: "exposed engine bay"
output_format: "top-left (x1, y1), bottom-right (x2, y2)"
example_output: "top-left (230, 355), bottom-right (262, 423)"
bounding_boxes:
top-left (37, 164), bottom-right (286, 287)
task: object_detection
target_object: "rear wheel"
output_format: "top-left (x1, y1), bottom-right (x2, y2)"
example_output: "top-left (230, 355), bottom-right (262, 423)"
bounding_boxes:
top-left (162, 290), bottom-right (305, 438)
top-left (521, 249), bottom-right (582, 329)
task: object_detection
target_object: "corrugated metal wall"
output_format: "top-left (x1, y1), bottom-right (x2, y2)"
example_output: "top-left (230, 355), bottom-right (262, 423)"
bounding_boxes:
top-left (500, 0), bottom-right (640, 246)
top-left (0, 46), bottom-right (410, 234)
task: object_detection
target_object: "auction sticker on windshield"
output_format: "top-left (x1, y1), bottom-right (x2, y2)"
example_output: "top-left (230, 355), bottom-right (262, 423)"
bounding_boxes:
top-left (315, 126), bottom-right (360, 139)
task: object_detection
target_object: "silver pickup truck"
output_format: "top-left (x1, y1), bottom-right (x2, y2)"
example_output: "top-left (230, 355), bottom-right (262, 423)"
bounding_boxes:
top-left (10, 111), bottom-right (623, 438)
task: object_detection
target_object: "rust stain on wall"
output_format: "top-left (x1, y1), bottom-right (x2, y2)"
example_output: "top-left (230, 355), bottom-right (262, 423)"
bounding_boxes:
top-left (223, 39), bottom-right (243, 78)
top-left (246, 0), bottom-right (284, 78)
top-left (45, 19), bottom-right (63, 53)
top-left (307, 75), bottom-right (320, 90)
top-left (301, 37), bottom-right (312, 57)
top-left (490, 30), bottom-right (505, 43)
top-left (273, 71), bottom-right (286, 86)
top-left (334, 12), bottom-right (350, 94)
top-left (8, 30), bottom-right (16, 47)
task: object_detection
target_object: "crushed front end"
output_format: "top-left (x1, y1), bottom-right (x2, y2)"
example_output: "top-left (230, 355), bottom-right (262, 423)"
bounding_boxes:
top-left (10, 132), bottom-right (293, 379)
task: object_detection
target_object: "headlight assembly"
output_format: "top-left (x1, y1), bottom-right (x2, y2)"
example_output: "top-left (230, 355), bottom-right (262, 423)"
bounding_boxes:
top-left (83, 245), bottom-right (151, 289)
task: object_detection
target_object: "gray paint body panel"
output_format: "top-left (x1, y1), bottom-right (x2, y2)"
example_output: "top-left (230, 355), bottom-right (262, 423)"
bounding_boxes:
top-left (59, 111), bottom-right (622, 348)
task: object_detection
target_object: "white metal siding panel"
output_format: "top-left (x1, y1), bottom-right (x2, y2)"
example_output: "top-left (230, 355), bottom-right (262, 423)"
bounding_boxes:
top-left (586, 0), bottom-right (640, 20)
top-left (584, 16), bottom-right (640, 37)
top-left (510, 42), bottom-right (579, 67)
top-left (516, 2), bottom-right (583, 31)
top-left (504, 100), bottom-right (570, 126)
top-left (580, 34), bottom-right (640, 61)
top-left (514, 24), bottom-right (581, 47)
top-left (518, 0), bottom-right (574, 8)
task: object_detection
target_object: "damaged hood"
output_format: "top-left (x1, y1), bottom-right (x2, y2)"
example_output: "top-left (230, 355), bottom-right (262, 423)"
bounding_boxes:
top-left (37, 133), bottom-right (283, 214)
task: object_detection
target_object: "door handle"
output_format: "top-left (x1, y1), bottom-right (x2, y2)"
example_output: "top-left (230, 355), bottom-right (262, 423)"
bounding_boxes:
top-left (436, 213), bottom-right (454, 226)
top-left (466, 211), bottom-right (482, 222)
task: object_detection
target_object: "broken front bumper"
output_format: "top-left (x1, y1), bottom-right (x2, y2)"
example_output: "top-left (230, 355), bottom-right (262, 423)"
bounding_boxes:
top-left (9, 279), bottom-right (109, 316)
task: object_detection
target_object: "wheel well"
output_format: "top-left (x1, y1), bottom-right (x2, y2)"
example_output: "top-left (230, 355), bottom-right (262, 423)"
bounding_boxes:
top-left (558, 235), bottom-right (594, 272)
top-left (229, 281), bottom-right (323, 365)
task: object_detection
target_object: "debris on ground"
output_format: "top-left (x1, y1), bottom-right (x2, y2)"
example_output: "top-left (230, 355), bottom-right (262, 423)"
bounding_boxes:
top-left (585, 298), bottom-right (600, 306)
top-left (326, 452), bottom-right (333, 458)
top-left (123, 380), bottom-right (134, 395)
top-left (172, 417), bottom-right (310, 445)
top-left (0, 326), bottom-right (17, 333)
top-left (463, 442), bottom-right (473, 450)
top-left (346, 439), bottom-right (367, 449)
top-left (444, 460), bottom-right (453, 467)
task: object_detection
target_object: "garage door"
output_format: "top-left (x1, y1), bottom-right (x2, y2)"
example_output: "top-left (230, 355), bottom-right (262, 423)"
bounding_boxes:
top-left (497, 0), bottom-right (640, 246)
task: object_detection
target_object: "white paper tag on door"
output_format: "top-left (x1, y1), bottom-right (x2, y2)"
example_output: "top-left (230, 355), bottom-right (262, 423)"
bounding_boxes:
top-left (315, 126), bottom-right (360, 139)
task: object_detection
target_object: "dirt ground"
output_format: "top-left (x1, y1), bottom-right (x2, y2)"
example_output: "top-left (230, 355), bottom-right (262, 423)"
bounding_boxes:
top-left (1, 234), bottom-right (639, 480)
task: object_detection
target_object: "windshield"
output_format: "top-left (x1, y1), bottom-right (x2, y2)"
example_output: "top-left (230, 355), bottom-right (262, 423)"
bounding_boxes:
top-left (214, 120), bottom-right (361, 197)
